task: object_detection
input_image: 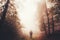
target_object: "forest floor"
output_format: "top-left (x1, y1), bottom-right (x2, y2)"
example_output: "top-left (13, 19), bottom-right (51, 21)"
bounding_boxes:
top-left (44, 30), bottom-right (60, 40)
top-left (24, 32), bottom-right (45, 40)
top-left (11, 30), bottom-right (60, 40)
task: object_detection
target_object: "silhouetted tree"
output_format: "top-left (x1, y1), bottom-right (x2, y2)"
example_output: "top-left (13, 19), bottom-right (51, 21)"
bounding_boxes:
top-left (0, 0), bottom-right (9, 28)
top-left (45, 2), bottom-right (50, 35)
top-left (0, 0), bottom-right (22, 40)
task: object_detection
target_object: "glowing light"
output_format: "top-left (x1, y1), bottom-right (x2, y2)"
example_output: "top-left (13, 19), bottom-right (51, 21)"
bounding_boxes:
top-left (14, 0), bottom-right (43, 37)
top-left (46, 0), bottom-right (55, 8)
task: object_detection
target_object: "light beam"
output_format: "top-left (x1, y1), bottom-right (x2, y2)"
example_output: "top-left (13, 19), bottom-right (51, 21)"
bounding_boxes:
top-left (14, 0), bottom-right (43, 38)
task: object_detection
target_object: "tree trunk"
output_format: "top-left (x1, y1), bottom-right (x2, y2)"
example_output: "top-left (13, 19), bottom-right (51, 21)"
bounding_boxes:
top-left (45, 2), bottom-right (50, 35)
top-left (51, 14), bottom-right (54, 34)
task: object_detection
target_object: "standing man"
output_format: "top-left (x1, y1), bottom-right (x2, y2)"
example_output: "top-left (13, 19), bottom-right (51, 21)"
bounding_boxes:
top-left (30, 31), bottom-right (33, 39)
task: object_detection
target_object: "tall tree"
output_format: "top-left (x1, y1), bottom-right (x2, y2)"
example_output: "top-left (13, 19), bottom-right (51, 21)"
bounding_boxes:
top-left (45, 1), bottom-right (50, 35)
top-left (0, 0), bottom-right (9, 27)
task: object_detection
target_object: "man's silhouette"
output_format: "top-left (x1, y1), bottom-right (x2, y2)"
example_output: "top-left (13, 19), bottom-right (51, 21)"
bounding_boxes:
top-left (30, 31), bottom-right (33, 39)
